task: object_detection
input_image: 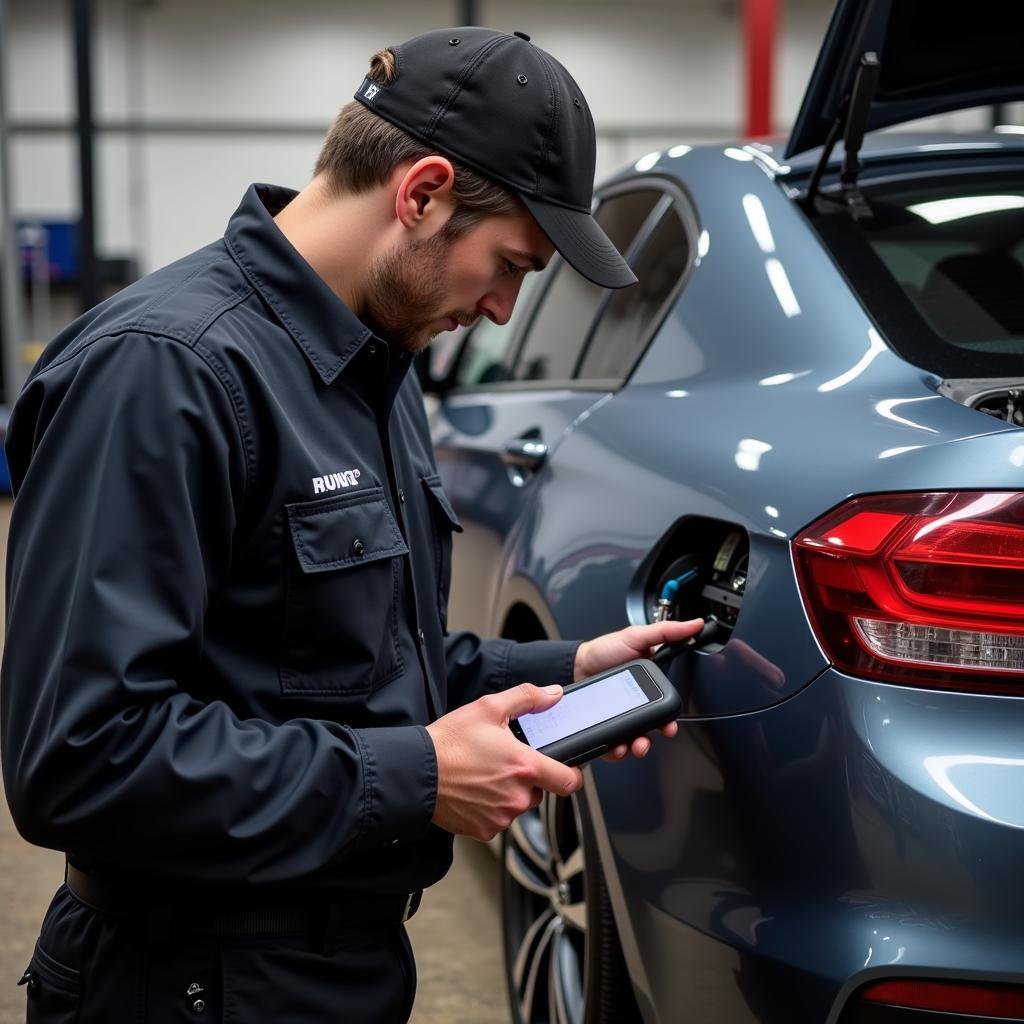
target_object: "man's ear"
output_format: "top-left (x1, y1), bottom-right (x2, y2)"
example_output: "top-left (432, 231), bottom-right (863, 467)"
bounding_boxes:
top-left (394, 156), bottom-right (456, 236)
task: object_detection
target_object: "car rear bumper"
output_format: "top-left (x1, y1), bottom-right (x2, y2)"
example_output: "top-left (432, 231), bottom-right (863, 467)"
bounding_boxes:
top-left (588, 667), bottom-right (1024, 1023)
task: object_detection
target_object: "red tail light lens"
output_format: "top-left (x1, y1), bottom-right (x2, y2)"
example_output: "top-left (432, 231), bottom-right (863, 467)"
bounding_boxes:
top-left (860, 978), bottom-right (1024, 1018)
top-left (793, 492), bottom-right (1024, 691)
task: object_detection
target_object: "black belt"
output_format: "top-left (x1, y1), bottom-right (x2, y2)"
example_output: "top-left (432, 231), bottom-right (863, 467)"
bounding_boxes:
top-left (66, 864), bottom-right (422, 937)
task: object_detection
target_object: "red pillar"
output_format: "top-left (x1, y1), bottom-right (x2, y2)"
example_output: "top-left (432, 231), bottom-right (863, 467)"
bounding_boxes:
top-left (745, 0), bottom-right (778, 138)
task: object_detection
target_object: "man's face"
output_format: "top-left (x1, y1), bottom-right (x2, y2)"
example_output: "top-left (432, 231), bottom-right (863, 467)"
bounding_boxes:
top-left (362, 208), bottom-right (555, 354)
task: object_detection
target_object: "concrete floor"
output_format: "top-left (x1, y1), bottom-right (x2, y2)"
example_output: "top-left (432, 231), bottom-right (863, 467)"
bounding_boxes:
top-left (0, 498), bottom-right (511, 1024)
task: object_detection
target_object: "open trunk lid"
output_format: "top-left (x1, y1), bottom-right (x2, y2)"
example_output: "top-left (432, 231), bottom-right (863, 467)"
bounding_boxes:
top-left (785, 0), bottom-right (1024, 160)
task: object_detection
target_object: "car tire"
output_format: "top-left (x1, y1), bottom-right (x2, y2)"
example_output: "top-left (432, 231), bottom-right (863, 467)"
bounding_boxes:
top-left (501, 791), bottom-right (642, 1024)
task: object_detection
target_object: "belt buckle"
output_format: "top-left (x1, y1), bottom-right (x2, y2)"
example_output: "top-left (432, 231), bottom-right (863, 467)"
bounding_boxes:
top-left (401, 891), bottom-right (419, 922)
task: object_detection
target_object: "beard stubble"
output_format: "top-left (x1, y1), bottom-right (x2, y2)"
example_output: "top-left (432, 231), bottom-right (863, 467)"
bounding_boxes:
top-left (362, 233), bottom-right (476, 354)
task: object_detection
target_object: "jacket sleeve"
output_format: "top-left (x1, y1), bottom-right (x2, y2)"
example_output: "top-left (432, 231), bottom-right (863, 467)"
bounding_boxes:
top-left (0, 332), bottom-right (436, 884)
top-left (443, 632), bottom-right (580, 709)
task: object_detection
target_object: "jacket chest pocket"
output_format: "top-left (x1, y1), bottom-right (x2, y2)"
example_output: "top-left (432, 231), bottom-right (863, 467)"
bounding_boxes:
top-left (281, 488), bottom-right (409, 697)
top-left (421, 475), bottom-right (463, 631)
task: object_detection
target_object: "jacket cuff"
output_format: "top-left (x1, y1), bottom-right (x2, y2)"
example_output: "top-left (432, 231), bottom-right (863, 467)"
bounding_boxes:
top-left (350, 725), bottom-right (437, 851)
top-left (505, 640), bottom-right (581, 689)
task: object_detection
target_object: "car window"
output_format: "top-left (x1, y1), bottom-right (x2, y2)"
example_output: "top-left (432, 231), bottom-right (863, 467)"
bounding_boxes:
top-left (512, 190), bottom-right (664, 383)
top-left (454, 270), bottom-right (543, 387)
top-left (867, 190), bottom-right (1024, 353)
top-left (576, 205), bottom-right (690, 381)
top-left (818, 179), bottom-right (1024, 383)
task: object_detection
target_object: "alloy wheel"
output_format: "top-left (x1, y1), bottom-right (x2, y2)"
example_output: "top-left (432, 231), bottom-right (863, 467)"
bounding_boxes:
top-left (503, 793), bottom-right (587, 1024)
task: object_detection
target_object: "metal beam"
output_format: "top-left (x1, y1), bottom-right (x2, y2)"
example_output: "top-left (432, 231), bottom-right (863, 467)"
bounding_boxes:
top-left (0, 0), bottom-right (24, 402)
top-left (8, 117), bottom-right (742, 140)
top-left (744, 0), bottom-right (778, 138)
top-left (72, 0), bottom-right (99, 312)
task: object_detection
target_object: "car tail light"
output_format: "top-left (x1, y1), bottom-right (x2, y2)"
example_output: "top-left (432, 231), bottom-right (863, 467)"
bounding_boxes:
top-left (793, 492), bottom-right (1024, 691)
top-left (859, 978), bottom-right (1024, 1018)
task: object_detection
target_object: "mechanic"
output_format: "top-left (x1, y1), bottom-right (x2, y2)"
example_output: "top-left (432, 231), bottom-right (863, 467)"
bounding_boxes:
top-left (1, 27), bottom-right (701, 1023)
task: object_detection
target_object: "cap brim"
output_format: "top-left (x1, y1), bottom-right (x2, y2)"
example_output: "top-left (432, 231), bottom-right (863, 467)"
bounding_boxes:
top-left (521, 195), bottom-right (638, 289)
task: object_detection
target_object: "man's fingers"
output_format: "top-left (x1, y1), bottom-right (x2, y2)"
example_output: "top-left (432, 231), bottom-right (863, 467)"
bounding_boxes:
top-left (630, 737), bottom-right (652, 758)
top-left (602, 744), bottom-right (628, 761)
top-left (529, 752), bottom-right (583, 796)
top-left (641, 618), bottom-right (704, 649)
top-left (493, 682), bottom-right (564, 722)
top-left (604, 729), bottom-right (674, 762)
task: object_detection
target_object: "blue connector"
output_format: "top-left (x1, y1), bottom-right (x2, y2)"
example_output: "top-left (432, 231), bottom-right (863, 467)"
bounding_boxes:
top-left (660, 567), bottom-right (698, 603)
top-left (655, 567), bottom-right (698, 621)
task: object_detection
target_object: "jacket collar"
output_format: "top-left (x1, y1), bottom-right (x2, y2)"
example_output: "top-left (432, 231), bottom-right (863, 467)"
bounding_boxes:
top-left (224, 183), bottom-right (373, 385)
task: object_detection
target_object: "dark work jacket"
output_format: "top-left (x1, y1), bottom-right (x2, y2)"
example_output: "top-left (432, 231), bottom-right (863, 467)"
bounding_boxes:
top-left (1, 184), bottom-right (577, 899)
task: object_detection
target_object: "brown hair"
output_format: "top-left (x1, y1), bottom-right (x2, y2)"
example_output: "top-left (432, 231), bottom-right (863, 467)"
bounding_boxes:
top-left (314, 48), bottom-right (521, 238)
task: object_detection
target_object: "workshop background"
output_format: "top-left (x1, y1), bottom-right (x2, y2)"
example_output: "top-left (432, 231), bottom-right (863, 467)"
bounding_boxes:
top-left (0, 2), bottom-right (1019, 1022)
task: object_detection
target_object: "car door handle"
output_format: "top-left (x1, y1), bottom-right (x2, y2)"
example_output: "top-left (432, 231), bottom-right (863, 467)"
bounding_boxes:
top-left (501, 438), bottom-right (549, 470)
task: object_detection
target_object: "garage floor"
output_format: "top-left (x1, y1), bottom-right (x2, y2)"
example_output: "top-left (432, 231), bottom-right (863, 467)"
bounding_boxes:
top-left (0, 499), bottom-right (511, 1024)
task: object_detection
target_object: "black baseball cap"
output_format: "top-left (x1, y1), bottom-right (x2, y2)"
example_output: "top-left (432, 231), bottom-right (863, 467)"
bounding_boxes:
top-left (353, 27), bottom-right (637, 289)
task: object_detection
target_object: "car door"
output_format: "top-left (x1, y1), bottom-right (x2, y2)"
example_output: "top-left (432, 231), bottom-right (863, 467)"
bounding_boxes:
top-left (429, 186), bottom-right (670, 635)
top-left (499, 183), bottom-right (702, 645)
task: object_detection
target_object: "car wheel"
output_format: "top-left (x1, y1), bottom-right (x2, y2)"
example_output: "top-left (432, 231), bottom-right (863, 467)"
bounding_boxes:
top-left (501, 791), bottom-right (642, 1024)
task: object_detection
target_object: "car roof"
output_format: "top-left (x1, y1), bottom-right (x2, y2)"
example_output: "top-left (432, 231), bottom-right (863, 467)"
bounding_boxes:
top-left (599, 132), bottom-right (1024, 193)
top-left (780, 130), bottom-right (1024, 177)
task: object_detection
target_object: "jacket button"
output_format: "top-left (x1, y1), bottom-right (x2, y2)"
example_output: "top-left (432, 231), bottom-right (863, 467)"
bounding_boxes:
top-left (417, 628), bottom-right (425, 643)
top-left (398, 488), bottom-right (405, 503)
top-left (352, 539), bottom-right (365, 556)
top-left (192, 998), bottom-right (206, 1014)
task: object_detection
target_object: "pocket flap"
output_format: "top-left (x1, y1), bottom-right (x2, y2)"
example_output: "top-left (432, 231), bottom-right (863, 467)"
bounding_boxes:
top-left (422, 475), bottom-right (464, 533)
top-left (286, 488), bottom-right (409, 573)
top-left (26, 941), bottom-right (80, 997)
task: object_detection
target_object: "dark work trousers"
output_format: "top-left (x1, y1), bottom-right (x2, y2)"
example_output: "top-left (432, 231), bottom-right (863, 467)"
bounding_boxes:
top-left (20, 886), bottom-right (417, 1023)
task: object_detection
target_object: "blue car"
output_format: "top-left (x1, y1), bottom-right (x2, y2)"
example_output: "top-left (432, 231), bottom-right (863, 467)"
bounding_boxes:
top-left (425, 1), bottom-right (1024, 1021)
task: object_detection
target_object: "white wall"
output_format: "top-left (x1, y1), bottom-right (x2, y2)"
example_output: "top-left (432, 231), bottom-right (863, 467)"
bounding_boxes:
top-left (6, 0), bottom-right (839, 275)
top-left (6, 0), bottom-right (1022, 276)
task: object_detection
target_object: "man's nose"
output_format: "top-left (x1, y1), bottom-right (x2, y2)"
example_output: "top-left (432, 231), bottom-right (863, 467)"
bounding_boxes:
top-left (479, 280), bottom-right (522, 326)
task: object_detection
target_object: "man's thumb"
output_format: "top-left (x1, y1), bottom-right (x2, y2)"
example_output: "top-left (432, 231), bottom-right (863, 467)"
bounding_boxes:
top-left (500, 682), bottom-right (564, 721)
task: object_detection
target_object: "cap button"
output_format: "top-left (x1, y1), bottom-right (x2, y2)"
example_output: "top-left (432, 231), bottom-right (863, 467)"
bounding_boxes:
top-left (513, 31), bottom-right (531, 41)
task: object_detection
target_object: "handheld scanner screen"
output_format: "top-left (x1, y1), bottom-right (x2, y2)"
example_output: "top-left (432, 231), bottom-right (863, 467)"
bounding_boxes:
top-left (517, 669), bottom-right (649, 748)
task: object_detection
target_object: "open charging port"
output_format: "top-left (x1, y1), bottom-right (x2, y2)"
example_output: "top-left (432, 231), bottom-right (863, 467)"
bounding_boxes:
top-left (631, 517), bottom-right (750, 655)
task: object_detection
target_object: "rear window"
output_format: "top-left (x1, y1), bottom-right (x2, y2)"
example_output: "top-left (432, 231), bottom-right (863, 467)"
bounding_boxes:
top-left (818, 177), bottom-right (1024, 377)
top-left (867, 187), bottom-right (1024, 353)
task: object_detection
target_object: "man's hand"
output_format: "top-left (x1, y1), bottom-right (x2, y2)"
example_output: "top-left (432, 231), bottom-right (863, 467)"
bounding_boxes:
top-left (426, 684), bottom-right (584, 842)
top-left (574, 619), bottom-right (704, 761)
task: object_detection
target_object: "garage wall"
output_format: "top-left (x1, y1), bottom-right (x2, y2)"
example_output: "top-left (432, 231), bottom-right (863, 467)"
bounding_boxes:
top-left (6, 0), bottom-right (1022, 276)
top-left (6, 0), bottom-right (833, 275)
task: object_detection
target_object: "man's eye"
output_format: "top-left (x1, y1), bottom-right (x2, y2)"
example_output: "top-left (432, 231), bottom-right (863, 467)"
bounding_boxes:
top-left (505, 260), bottom-right (525, 277)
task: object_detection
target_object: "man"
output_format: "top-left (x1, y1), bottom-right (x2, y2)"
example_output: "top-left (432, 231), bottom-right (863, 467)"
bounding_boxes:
top-left (2, 27), bottom-right (700, 1022)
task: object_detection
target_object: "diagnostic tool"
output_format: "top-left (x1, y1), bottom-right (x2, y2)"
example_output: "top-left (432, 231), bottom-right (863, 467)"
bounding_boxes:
top-left (510, 659), bottom-right (681, 767)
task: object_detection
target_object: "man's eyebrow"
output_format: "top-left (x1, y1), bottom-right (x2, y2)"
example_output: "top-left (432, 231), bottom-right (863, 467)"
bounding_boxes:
top-left (508, 249), bottom-right (549, 273)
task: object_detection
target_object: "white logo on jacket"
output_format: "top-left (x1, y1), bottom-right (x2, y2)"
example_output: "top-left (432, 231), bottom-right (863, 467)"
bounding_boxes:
top-left (312, 469), bottom-right (361, 494)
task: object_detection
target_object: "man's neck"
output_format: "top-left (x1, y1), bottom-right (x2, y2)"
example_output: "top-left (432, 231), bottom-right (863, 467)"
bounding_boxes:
top-left (272, 177), bottom-right (385, 316)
